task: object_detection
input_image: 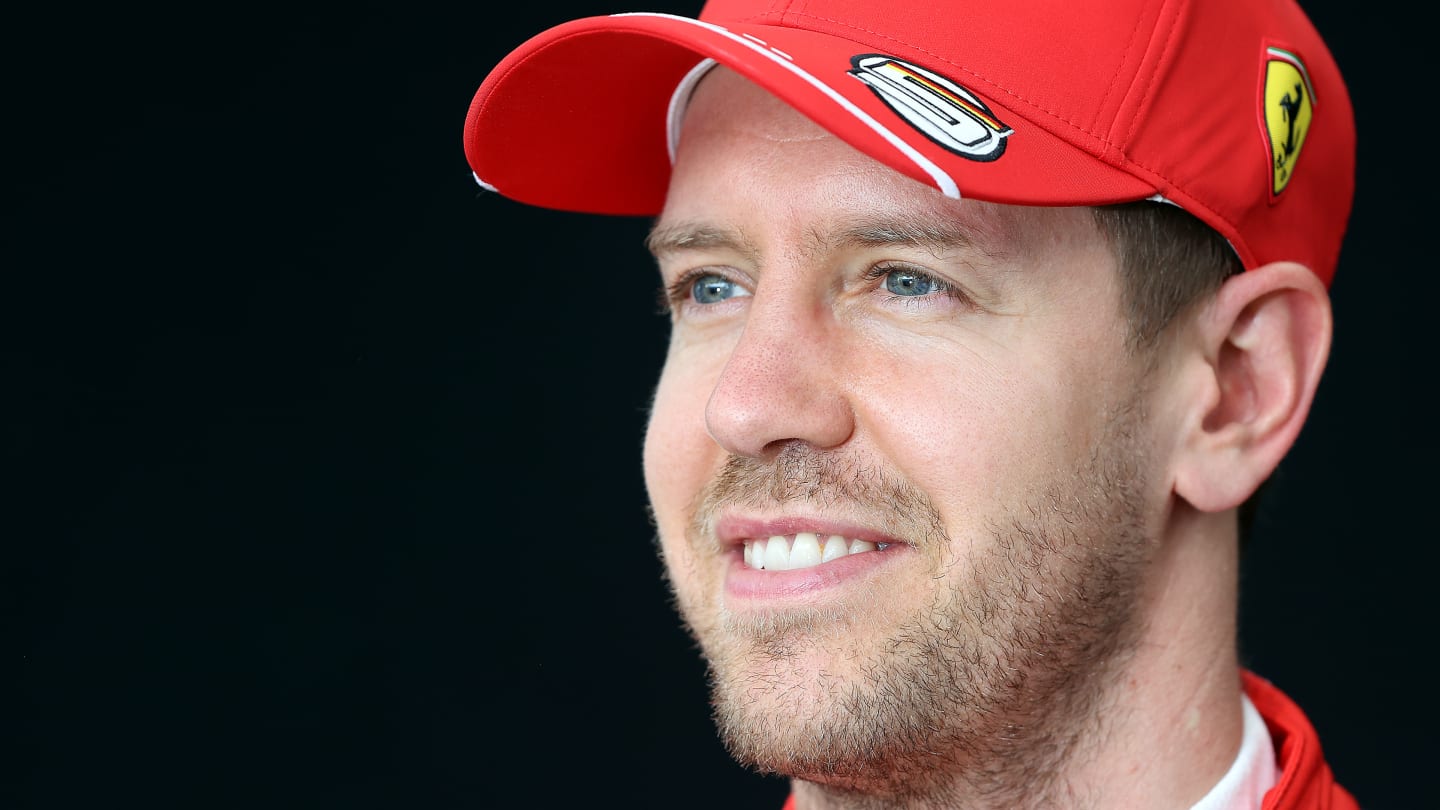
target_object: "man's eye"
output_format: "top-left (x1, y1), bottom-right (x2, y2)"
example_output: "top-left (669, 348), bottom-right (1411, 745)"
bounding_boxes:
top-left (691, 274), bottom-right (749, 304)
top-left (883, 268), bottom-right (943, 297)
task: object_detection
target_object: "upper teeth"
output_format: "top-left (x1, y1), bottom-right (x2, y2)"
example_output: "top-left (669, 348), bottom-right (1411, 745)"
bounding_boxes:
top-left (742, 532), bottom-right (885, 571)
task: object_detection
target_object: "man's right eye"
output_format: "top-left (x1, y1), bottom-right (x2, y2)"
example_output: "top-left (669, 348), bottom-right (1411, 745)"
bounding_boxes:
top-left (660, 269), bottom-right (753, 312)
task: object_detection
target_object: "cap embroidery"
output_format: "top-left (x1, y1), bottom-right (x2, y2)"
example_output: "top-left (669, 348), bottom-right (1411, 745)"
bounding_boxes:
top-left (848, 54), bottom-right (1013, 162)
top-left (1263, 46), bottom-right (1316, 197)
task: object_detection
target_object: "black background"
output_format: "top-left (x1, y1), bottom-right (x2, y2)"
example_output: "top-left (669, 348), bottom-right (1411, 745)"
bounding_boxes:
top-left (15, 2), bottom-right (1434, 808)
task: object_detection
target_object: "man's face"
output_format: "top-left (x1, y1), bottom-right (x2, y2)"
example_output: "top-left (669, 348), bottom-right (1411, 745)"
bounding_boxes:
top-left (642, 68), bottom-right (1170, 795)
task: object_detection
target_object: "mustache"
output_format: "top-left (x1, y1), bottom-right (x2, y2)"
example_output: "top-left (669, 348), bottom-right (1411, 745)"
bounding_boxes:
top-left (689, 443), bottom-right (947, 547)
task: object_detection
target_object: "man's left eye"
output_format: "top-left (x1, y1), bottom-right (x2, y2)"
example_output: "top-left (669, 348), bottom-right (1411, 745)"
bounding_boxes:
top-left (884, 269), bottom-right (941, 296)
top-left (692, 274), bottom-right (748, 304)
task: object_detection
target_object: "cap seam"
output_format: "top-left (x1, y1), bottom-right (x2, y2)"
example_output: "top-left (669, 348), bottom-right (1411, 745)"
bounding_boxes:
top-left (1092, 7), bottom-right (1152, 148)
top-left (1122, 0), bottom-right (1187, 147)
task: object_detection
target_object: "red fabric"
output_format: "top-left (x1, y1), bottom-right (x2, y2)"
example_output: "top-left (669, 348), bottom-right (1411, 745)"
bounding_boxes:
top-left (1246, 671), bottom-right (1358, 810)
top-left (464, 0), bottom-right (1354, 285)
top-left (775, 671), bottom-right (1355, 809)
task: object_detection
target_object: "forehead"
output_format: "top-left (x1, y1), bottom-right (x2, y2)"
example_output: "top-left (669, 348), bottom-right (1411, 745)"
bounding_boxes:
top-left (661, 67), bottom-right (1109, 266)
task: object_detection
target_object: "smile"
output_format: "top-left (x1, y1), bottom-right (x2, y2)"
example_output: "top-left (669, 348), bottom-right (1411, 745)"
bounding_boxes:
top-left (742, 532), bottom-right (890, 571)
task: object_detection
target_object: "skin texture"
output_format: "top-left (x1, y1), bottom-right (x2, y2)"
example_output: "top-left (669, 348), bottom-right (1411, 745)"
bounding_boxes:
top-left (641, 67), bottom-right (1331, 810)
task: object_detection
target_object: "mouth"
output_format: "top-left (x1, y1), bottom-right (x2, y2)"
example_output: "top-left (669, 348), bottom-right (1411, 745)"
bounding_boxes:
top-left (715, 515), bottom-right (912, 602)
top-left (742, 532), bottom-right (891, 572)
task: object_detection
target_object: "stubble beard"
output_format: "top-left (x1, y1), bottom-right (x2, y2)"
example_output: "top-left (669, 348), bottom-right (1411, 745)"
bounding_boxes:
top-left (658, 401), bottom-right (1155, 809)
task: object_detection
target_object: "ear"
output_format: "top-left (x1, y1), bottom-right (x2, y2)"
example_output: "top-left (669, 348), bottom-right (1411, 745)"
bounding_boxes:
top-left (1171, 261), bottom-right (1332, 513)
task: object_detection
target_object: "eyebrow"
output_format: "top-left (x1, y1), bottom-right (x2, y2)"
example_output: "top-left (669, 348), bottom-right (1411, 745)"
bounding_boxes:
top-left (827, 217), bottom-right (983, 260)
top-left (645, 222), bottom-right (760, 264)
top-left (645, 214), bottom-right (996, 266)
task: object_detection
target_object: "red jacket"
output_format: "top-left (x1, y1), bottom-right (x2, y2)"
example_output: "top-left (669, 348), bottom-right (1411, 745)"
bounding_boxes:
top-left (1245, 670), bottom-right (1357, 810)
top-left (779, 671), bottom-right (1357, 809)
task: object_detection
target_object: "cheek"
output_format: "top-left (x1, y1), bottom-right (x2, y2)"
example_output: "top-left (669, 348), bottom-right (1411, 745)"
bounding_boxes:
top-left (643, 355), bottom-right (723, 558)
top-left (857, 344), bottom-right (1114, 528)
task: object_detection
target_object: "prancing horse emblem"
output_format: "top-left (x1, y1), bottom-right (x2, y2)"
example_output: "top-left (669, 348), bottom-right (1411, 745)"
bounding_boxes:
top-left (1262, 47), bottom-right (1316, 197)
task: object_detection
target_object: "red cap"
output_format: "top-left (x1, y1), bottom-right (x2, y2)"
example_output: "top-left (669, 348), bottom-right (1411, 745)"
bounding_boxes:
top-left (464, 0), bottom-right (1355, 285)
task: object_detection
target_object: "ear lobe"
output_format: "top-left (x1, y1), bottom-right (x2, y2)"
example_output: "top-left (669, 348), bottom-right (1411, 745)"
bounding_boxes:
top-left (1172, 261), bottom-right (1333, 513)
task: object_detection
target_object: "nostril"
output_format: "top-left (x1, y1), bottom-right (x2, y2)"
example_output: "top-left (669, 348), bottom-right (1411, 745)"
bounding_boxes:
top-left (704, 360), bottom-right (856, 458)
top-left (701, 291), bottom-right (857, 458)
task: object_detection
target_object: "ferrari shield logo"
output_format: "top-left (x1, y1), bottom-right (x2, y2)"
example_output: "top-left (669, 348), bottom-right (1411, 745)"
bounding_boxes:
top-left (1263, 47), bottom-right (1316, 197)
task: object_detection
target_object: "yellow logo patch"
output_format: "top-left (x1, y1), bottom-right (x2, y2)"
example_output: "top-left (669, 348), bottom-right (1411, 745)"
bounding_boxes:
top-left (1263, 47), bottom-right (1316, 196)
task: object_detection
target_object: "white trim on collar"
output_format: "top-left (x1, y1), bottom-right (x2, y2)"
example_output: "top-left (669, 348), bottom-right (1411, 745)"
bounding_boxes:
top-left (1189, 694), bottom-right (1280, 810)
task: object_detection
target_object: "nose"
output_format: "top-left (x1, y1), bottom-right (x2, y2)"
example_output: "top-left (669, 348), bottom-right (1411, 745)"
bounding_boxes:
top-left (704, 291), bottom-right (856, 459)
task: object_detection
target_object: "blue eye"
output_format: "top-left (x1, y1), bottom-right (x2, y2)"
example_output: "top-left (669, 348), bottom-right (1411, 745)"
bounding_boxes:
top-left (884, 269), bottom-right (939, 296)
top-left (691, 274), bottom-right (748, 304)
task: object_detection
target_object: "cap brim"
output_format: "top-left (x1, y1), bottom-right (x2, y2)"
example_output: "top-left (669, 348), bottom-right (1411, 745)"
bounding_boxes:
top-left (464, 13), bottom-right (1157, 215)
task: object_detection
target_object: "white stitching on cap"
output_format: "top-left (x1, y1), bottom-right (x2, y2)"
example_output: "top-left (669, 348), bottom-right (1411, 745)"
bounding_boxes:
top-left (614, 12), bottom-right (961, 199)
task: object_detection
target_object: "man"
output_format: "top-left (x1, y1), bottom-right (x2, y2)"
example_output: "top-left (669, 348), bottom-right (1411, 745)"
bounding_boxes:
top-left (462, 0), bottom-right (1357, 807)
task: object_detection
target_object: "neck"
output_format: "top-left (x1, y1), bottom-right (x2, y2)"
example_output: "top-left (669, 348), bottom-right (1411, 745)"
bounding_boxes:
top-left (1062, 503), bottom-right (1244, 808)
top-left (790, 504), bottom-right (1244, 810)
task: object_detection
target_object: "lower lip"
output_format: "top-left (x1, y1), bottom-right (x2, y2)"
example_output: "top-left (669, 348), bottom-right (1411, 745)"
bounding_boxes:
top-left (723, 545), bottom-right (911, 603)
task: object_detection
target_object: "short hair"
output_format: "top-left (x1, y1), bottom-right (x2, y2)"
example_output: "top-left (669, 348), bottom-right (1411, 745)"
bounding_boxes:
top-left (1092, 201), bottom-right (1243, 348)
top-left (1092, 201), bottom-right (1265, 545)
